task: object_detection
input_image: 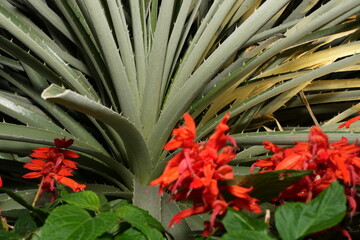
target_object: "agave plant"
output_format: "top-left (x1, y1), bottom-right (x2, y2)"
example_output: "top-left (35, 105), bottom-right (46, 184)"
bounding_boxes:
top-left (1, 0), bottom-right (360, 237)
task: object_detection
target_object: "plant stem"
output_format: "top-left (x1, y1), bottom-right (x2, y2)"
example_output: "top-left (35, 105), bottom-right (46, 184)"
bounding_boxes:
top-left (32, 177), bottom-right (44, 206)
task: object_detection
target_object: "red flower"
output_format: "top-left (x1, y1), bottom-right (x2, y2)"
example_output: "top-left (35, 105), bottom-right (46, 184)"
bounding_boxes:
top-left (151, 113), bottom-right (261, 236)
top-left (252, 126), bottom-right (360, 214)
top-left (23, 138), bottom-right (85, 203)
top-left (164, 113), bottom-right (197, 150)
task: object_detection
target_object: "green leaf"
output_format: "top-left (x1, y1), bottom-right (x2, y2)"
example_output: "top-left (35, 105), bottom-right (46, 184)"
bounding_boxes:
top-left (13, 213), bottom-right (37, 237)
top-left (220, 230), bottom-right (276, 240)
top-left (116, 204), bottom-right (165, 240)
top-left (34, 205), bottom-right (117, 240)
top-left (222, 208), bottom-right (267, 233)
top-left (0, 231), bottom-right (22, 240)
top-left (115, 228), bottom-right (147, 240)
top-left (275, 180), bottom-right (346, 240)
top-left (61, 191), bottom-right (101, 213)
top-left (229, 169), bottom-right (312, 202)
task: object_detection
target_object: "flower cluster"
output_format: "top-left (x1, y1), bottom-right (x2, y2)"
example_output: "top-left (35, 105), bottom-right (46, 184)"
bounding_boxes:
top-left (23, 138), bottom-right (86, 203)
top-left (151, 113), bottom-right (261, 236)
top-left (252, 125), bottom-right (360, 214)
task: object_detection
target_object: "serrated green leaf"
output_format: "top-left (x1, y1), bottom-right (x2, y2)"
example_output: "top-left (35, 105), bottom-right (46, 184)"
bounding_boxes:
top-left (34, 205), bottom-right (117, 240)
top-left (133, 180), bottom-right (161, 221)
top-left (229, 169), bottom-right (312, 202)
top-left (115, 228), bottom-right (147, 240)
top-left (41, 84), bottom-right (149, 184)
top-left (219, 230), bottom-right (276, 240)
top-left (222, 208), bottom-right (267, 233)
top-left (61, 191), bottom-right (101, 213)
top-left (116, 204), bottom-right (165, 240)
top-left (275, 180), bottom-right (346, 240)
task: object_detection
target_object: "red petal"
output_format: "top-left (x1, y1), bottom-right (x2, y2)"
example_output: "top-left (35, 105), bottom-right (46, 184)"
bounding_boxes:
top-left (168, 205), bottom-right (207, 228)
top-left (189, 178), bottom-right (204, 189)
top-left (338, 115), bottom-right (360, 129)
top-left (309, 126), bottom-right (329, 148)
top-left (61, 150), bottom-right (79, 158)
top-left (183, 113), bottom-right (196, 134)
top-left (62, 159), bottom-right (78, 169)
top-left (164, 140), bottom-right (182, 150)
top-left (24, 159), bottom-right (47, 171)
top-left (57, 176), bottom-right (86, 192)
top-left (56, 166), bottom-right (74, 176)
top-left (275, 154), bottom-right (303, 170)
top-left (215, 165), bottom-right (234, 180)
top-left (226, 185), bottom-right (252, 198)
top-left (55, 138), bottom-right (74, 148)
top-left (263, 140), bottom-right (282, 153)
top-left (332, 155), bottom-right (351, 183)
top-left (22, 172), bottom-right (42, 179)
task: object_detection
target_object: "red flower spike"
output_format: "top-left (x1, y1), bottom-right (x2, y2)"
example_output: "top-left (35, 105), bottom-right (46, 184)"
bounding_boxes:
top-left (252, 125), bottom-right (360, 216)
top-left (23, 138), bottom-right (85, 204)
top-left (151, 113), bottom-right (261, 236)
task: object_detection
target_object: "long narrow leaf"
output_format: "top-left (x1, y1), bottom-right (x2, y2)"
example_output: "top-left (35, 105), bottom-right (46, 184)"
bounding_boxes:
top-left (41, 84), bottom-right (151, 184)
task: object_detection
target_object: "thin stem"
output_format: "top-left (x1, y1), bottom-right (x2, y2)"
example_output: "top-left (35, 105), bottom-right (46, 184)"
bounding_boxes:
top-left (32, 177), bottom-right (44, 206)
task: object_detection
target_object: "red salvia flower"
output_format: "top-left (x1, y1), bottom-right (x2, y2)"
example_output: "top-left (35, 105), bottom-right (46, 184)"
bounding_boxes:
top-left (151, 113), bottom-right (261, 236)
top-left (252, 126), bottom-right (360, 215)
top-left (23, 138), bottom-right (85, 204)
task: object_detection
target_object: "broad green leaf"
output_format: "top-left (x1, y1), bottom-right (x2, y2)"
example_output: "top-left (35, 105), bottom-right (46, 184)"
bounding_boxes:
top-left (61, 191), bottom-right (101, 213)
top-left (13, 213), bottom-right (37, 237)
top-left (222, 208), bottom-right (267, 233)
top-left (116, 204), bottom-right (165, 240)
top-left (220, 230), bottom-right (276, 240)
top-left (275, 180), bottom-right (346, 240)
top-left (229, 169), bottom-right (312, 202)
top-left (116, 204), bottom-right (165, 232)
top-left (34, 205), bottom-right (117, 240)
top-left (110, 199), bottom-right (130, 212)
top-left (115, 228), bottom-right (146, 240)
top-left (0, 231), bottom-right (21, 240)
